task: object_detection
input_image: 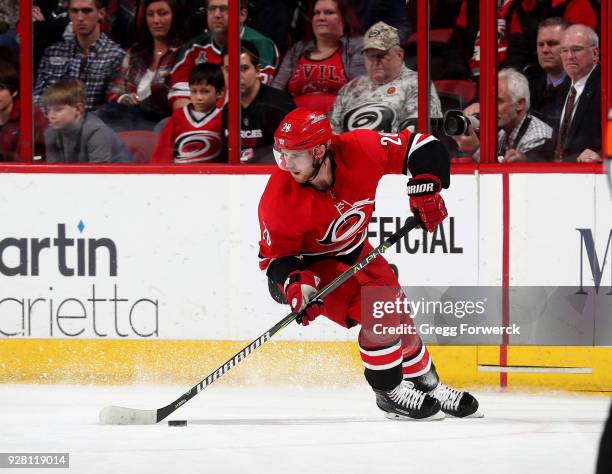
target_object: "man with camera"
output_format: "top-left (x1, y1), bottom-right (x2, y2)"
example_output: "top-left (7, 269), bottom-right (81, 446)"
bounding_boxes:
top-left (450, 68), bottom-right (552, 162)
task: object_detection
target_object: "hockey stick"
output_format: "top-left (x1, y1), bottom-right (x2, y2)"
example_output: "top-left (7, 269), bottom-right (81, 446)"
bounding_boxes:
top-left (99, 216), bottom-right (419, 425)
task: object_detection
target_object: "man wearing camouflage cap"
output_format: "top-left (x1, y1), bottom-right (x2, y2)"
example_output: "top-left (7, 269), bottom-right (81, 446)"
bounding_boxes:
top-left (329, 21), bottom-right (441, 133)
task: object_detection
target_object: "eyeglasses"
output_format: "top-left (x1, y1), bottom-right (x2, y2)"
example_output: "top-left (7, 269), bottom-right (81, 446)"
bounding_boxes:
top-left (559, 46), bottom-right (593, 56)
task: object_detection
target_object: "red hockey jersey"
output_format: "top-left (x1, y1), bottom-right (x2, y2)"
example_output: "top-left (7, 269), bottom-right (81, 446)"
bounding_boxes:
top-left (151, 104), bottom-right (224, 163)
top-left (258, 129), bottom-right (442, 272)
top-left (169, 27), bottom-right (279, 106)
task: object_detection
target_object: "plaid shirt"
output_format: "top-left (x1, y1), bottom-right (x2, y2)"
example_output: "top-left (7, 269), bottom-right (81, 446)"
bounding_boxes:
top-left (106, 45), bottom-right (179, 116)
top-left (34, 33), bottom-right (125, 111)
top-left (499, 114), bottom-right (552, 153)
top-left (0, 99), bottom-right (48, 162)
top-left (473, 114), bottom-right (552, 161)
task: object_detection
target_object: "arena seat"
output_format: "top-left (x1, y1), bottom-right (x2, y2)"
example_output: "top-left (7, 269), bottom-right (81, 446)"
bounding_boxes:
top-left (433, 80), bottom-right (478, 111)
top-left (117, 131), bottom-right (160, 163)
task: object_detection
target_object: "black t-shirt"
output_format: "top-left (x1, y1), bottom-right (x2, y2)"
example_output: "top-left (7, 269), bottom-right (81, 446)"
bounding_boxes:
top-left (222, 84), bottom-right (295, 164)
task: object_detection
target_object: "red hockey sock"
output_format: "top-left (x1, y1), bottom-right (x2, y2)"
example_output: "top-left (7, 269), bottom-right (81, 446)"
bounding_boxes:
top-left (402, 339), bottom-right (432, 378)
top-left (358, 334), bottom-right (403, 391)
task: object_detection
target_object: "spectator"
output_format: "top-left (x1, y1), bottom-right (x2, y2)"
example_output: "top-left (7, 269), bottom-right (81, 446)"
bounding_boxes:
top-left (99, 0), bottom-right (182, 131)
top-left (105, 0), bottom-right (199, 49)
top-left (458, 0), bottom-right (599, 77)
top-left (271, 0), bottom-right (365, 114)
top-left (500, 0), bottom-right (598, 72)
top-left (33, 0), bottom-right (125, 111)
top-left (221, 42), bottom-right (295, 164)
top-left (453, 68), bottom-right (553, 162)
top-left (42, 79), bottom-right (133, 162)
top-left (553, 24), bottom-right (601, 162)
top-left (32, 0), bottom-right (70, 71)
top-left (151, 63), bottom-right (224, 163)
top-left (0, 0), bottom-right (19, 49)
top-left (0, 53), bottom-right (48, 162)
top-left (169, 0), bottom-right (279, 110)
top-left (330, 21), bottom-right (441, 134)
top-left (499, 0), bottom-right (597, 70)
top-left (527, 17), bottom-right (571, 129)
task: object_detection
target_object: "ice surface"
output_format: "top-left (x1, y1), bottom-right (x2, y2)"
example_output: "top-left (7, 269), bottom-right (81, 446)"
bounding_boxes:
top-left (0, 384), bottom-right (609, 474)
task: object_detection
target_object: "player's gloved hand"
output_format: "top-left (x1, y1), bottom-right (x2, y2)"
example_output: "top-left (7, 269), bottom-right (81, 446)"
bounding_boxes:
top-left (407, 174), bottom-right (448, 232)
top-left (284, 270), bottom-right (326, 325)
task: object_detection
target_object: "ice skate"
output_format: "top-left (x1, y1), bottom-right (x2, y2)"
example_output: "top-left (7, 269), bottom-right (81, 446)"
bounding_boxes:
top-left (406, 362), bottom-right (483, 418)
top-left (374, 380), bottom-right (445, 421)
top-left (428, 383), bottom-right (484, 418)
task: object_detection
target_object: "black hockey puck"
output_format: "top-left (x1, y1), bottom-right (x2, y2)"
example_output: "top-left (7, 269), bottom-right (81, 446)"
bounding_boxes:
top-left (168, 420), bottom-right (187, 426)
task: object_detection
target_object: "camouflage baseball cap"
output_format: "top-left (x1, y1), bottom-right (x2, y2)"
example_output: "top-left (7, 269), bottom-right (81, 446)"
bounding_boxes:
top-left (361, 21), bottom-right (400, 52)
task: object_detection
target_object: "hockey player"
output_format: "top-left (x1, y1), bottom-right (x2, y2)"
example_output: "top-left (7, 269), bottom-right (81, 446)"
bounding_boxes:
top-left (258, 107), bottom-right (482, 420)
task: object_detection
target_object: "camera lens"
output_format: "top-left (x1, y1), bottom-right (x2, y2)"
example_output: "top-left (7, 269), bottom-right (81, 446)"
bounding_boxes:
top-left (444, 116), bottom-right (459, 136)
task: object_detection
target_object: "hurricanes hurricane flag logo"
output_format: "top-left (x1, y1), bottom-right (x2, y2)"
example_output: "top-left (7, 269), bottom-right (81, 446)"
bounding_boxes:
top-left (174, 130), bottom-right (222, 163)
top-left (318, 198), bottom-right (375, 247)
top-left (343, 102), bottom-right (396, 132)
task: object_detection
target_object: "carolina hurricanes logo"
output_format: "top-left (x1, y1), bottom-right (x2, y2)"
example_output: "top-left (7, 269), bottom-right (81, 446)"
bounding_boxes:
top-left (175, 130), bottom-right (222, 163)
top-left (343, 102), bottom-right (396, 132)
top-left (317, 198), bottom-right (374, 247)
top-left (195, 51), bottom-right (208, 65)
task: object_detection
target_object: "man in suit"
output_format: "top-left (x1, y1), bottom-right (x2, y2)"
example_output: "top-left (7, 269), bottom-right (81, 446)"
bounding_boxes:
top-left (527, 17), bottom-right (571, 130)
top-left (553, 23), bottom-right (601, 162)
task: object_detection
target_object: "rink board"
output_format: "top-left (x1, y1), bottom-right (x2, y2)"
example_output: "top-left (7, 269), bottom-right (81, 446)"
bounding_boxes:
top-left (3, 339), bottom-right (612, 392)
top-left (0, 171), bottom-right (611, 390)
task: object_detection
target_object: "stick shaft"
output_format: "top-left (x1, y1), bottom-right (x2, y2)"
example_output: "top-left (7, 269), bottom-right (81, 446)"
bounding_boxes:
top-left (153, 217), bottom-right (417, 422)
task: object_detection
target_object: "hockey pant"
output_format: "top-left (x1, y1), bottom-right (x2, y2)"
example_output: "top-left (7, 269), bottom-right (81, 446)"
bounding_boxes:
top-left (305, 241), bottom-right (438, 391)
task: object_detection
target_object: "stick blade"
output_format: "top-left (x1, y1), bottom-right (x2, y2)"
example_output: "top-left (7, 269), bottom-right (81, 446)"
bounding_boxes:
top-left (99, 405), bottom-right (158, 425)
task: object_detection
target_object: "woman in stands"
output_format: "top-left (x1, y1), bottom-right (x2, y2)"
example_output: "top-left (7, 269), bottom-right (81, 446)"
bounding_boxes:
top-left (100, 0), bottom-right (183, 131)
top-left (271, 0), bottom-right (365, 113)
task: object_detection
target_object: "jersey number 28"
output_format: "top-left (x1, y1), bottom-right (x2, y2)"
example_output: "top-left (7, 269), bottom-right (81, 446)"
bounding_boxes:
top-left (379, 133), bottom-right (402, 146)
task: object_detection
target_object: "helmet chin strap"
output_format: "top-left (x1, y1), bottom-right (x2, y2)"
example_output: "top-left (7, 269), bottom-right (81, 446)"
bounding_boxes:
top-left (306, 145), bottom-right (327, 183)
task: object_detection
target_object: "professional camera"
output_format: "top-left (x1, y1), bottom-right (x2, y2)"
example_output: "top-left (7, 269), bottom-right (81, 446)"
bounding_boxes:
top-left (443, 110), bottom-right (480, 136)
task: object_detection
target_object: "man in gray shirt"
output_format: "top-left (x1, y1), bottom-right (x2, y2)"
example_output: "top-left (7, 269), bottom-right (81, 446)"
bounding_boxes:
top-left (329, 21), bottom-right (441, 134)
